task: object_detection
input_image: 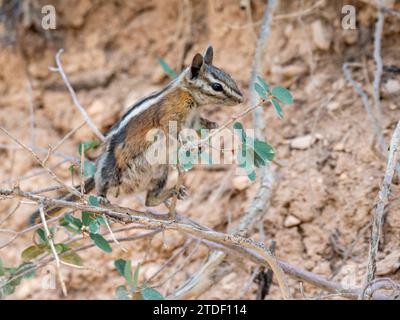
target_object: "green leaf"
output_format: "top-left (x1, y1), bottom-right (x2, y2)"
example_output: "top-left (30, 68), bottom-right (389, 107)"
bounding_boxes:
top-left (124, 260), bottom-right (132, 288)
top-left (82, 211), bottom-right (96, 227)
top-left (199, 151), bottom-right (213, 165)
top-left (18, 262), bottom-right (36, 279)
top-left (141, 287), bottom-right (165, 300)
top-left (0, 257), bottom-right (4, 276)
top-left (0, 284), bottom-right (16, 297)
top-left (90, 233), bottom-right (112, 253)
top-left (37, 228), bottom-right (48, 245)
top-left (83, 161), bottom-right (96, 178)
top-left (233, 122), bottom-right (246, 144)
top-left (133, 263), bottom-right (140, 292)
top-left (5, 267), bottom-right (18, 274)
top-left (68, 164), bottom-right (75, 175)
top-left (271, 99), bottom-right (284, 119)
top-left (233, 122), bottom-right (243, 130)
top-left (53, 244), bottom-right (68, 255)
top-left (158, 58), bottom-right (178, 79)
top-left (254, 83), bottom-right (268, 100)
top-left (271, 86), bottom-right (293, 105)
top-left (178, 148), bottom-right (194, 172)
top-left (89, 220), bottom-right (100, 234)
top-left (237, 145), bottom-right (255, 171)
top-left (59, 217), bottom-right (81, 233)
top-left (64, 213), bottom-right (82, 229)
top-left (88, 195), bottom-right (99, 207)
top-left (182, 161), bottom-right (193, 171)
top-left (115, 286), bottom-right (130, 300)
top-left (247, 170), bottom-right (257, 181)
top-left (21, 245), bottom-right (47, 262)
top-left (257, 76), bottom-right (270, 93)
top-left (78, 140), bottom-right (100, 156)
top-left (60, 252), bottom-right (83, 266)
top-left (95, 215), bottom-right (108, 225)
top-left (253, 139), bottom-right (275, 162)
top-left (114, 259), bottom-right (127, 277)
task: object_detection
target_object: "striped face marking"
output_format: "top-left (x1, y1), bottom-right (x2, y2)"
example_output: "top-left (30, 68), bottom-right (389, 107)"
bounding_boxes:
top-left (187, 63), bottom-right (243, 105)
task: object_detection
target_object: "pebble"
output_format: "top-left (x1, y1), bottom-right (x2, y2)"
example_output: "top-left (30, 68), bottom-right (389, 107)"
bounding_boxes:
top-left (232, 176), bottom-right (252, 191)
top-left (290, 135), bottom-right (315, 150)
top-left (284, 215), bottom-right (301, 227)
top-left (384, 79), bottom-right (400, 95)
top-left (311, 20), bottom-right (331, 50)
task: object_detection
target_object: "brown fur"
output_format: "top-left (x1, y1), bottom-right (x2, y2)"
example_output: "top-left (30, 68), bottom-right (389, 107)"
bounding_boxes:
top-left (115, 88), bottom-right (196, 170)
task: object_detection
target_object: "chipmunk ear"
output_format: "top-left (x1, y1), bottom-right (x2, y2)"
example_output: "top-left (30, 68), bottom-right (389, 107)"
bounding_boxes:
top-left (204, 45), bottom-right (213, 65)
top-left (190, 53), bottom-right (204, 79)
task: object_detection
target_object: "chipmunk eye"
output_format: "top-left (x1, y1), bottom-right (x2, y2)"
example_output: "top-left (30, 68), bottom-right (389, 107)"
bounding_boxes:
top-left (211, 83), bottom-right (223, 92)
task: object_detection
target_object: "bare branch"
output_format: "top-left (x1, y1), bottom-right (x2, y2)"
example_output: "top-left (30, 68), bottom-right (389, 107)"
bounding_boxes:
top-left (342, 63), bottom-right (386, 153)
top-left (51, 49), bottom-right (105, 142)
top-left (361, 120), bottom-right (400, 299)
top-left (0, 126), bottom-right (82, 198)
top-left (372, 0), bottom-right (385, 117)
top-left (38, 203), bottom-right (68, 296)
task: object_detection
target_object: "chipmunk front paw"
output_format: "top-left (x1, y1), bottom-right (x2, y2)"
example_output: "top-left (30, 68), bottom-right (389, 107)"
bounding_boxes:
top-left (97, 196), bottom-right (110, 206)
top-left (199, 117), bottom-right (218, 130)
top-left (172, 185), bottom-right (189, 200)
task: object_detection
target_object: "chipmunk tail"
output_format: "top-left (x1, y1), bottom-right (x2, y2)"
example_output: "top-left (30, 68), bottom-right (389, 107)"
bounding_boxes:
top-left (28, 177), bottom-right (96, 226)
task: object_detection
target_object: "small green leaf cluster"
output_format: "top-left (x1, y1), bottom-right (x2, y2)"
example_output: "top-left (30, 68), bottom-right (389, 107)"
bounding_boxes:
top-left (114, 259), bottom-right (164, 300)
top-left (62, 195), bottom-right (112, 253)
top-left (21, 228), bottom-right (83, 266)
top-left (70, 140), bottom-right (100, 178)
top-left (0, 257), bottom-right (35, 297)
top-left (254, 76), bottom-right (293, 119)
top-left (234, 122), bottom-right (275, 181)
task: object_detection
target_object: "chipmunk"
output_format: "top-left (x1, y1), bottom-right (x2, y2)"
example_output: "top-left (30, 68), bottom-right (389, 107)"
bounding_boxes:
top-left (29, 46), bottom-right (243, 225)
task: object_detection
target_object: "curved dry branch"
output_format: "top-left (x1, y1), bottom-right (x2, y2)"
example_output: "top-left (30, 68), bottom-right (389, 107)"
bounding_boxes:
top-left (1, 187), bottom-right (396, 300)
top-left (51, 49), bottom-right (105, 142)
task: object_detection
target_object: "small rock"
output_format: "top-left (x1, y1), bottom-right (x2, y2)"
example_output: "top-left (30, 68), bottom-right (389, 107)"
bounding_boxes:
top-left (384, 79), bottom-right (400, 95)
top-left (232, 176), bottom-right (252, 191)
top-left (284, 215), bottom-right (301, 227)
top-left (376, 250), bottom-right (400, 276)
top-left (327, 101), bottom-right (340, 112)
top-left (333, 142), bottom-right (345, 151)
top-left (313, 261), bottom-right (331, 276)
top-left (290, 135), bottom-right (315, 150)
top-left (339, 172), bottom-right (348, 180)
top-left (292, 210), bottom-right (314, 223)
top-left (311, 20), bottom-right (332, 50)
top-left (273, 64), bottom-right (308, 78)
top-left (332, 79), bottom-right (345, 91)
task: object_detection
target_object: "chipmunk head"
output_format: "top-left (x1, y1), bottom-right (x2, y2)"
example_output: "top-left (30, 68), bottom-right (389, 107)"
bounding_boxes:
top-left (182, 46), bottom-right (243, 106)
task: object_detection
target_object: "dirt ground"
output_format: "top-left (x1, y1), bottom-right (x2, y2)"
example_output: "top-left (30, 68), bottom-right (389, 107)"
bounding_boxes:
top-left (0, 0), bottom-right (400, 299)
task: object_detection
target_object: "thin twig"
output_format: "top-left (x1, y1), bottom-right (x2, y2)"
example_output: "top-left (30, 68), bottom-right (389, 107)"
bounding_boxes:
top-left (102, 213), bottom-right (128, 253)
top-left (360, 120), bottom-right (400, 299)
top-left (372, 0), bottom-right (385, 117)
top-left (342, 63), bottom-right (386, 153)
top-left (0, 126), bottom-right (82, 198)
top-left (39, 203), bottom-right (68, 296)
top-left (27, 81), bottom-right (35, 148)
top-left (51, 49), bottom-right (105, 142)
